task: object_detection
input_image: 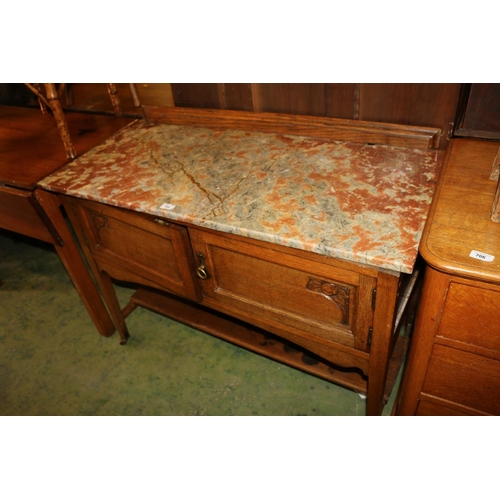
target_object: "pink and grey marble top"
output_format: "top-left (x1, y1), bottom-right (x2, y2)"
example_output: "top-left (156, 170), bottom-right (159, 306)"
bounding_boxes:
top-left (39, 120), bottom-right (444, 273)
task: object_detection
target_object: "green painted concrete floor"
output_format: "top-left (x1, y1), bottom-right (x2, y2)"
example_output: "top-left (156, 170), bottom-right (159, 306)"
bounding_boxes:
top-left (0, 229), bottom-right (400, 416)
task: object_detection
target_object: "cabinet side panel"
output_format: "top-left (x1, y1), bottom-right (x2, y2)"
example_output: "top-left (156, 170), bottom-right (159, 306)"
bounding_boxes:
top-left (395, 267), bottom-right (451, 415)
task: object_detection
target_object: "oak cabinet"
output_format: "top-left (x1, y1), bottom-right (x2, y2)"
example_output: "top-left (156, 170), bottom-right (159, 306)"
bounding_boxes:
top-left (40, 106), bottom-right (444, 415)
top-left (63, 194), bottom-right (415, 416)
top-left (395, 139), bottom-right (500, 416)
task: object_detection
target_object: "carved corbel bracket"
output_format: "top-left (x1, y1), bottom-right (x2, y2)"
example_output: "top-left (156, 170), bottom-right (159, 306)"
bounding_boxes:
top-left (306, 277), bottom-right (351, 326)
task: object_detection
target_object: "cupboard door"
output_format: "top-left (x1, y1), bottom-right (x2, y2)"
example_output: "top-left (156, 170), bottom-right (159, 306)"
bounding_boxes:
top-left (70, 198), bottom-right (201, 301)
top-left (189, 228), bottom-right (375, 351)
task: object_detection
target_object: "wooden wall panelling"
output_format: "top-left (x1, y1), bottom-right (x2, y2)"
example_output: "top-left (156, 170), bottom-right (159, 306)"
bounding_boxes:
top-left (359, 83), bottom-right (462, 149)
top-left (222, 83), bottom-right (254, 111)
top-left (249, 83), bottom-right (326, 116)
top-left (324, 84), bottom-right (360, 119)
top-left (454, 83), bottom-right (500, 140)
top-left (170, 83), bottom-right (461, 148)
top-left (170, 83), bottom-right (222, 109)
top-left (171, 83), bottom-right (254, 111)
top-left (171, 83), bottom-right (362, 118)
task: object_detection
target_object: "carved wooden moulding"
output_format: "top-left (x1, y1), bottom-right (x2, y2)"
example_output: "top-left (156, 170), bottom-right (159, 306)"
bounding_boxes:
top-left (306, 277), bottom-right (351, 327)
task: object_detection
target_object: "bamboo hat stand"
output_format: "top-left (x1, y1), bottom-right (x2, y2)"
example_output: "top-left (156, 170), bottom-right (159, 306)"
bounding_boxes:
top-left (24, 83), bottom-right (141, 159)
top-left (490, 146), bottom-right (500, 223)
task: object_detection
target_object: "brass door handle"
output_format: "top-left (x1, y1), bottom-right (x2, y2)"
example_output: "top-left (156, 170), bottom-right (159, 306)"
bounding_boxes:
top-left (196, 252), bottom-right (209, 280)
top-left (153, 218), bottom-right (169, 226)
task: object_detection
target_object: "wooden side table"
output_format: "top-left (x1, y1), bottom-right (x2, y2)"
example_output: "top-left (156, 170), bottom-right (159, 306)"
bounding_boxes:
top-left (39, 106), bottom-right (444, 415)
top-left (395, 139), bottom-right (500, 416)
top-left (0, 105), bottom-right (134, 337)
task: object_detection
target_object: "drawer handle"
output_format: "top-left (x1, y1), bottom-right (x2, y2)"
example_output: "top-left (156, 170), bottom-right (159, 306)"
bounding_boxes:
top-left (153, 218), bottom-right (169, 226)
top-left (196, 252), bottom-right (209, 280)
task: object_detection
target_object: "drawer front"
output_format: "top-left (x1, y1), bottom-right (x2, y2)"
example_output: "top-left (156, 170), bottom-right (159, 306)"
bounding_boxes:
top-left (189, 228), bottom-right (375, 350)
top-left (438, 282), bottom-right (500, 354)
top-left (71, 199), bottom-right (201, 301)
top-left (416, 400), bottom-right (470, 416)
top-left (421, 344), bottom-right (500, 415)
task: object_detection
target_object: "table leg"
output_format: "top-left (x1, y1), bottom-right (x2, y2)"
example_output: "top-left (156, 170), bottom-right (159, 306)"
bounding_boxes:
top-left (366, 272), bottom-right (400, 416)
top-left (34, 189), bottom-right (115, 337)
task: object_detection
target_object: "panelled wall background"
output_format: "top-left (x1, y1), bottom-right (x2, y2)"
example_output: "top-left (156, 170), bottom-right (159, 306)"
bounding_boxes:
top-left (3, 83), bottom-right (496, 150)
top-left (170, 83), bottom-right (463, 149)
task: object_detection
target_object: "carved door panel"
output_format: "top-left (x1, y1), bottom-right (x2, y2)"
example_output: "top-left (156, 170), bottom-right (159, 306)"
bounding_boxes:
top-left (67, 198), bottom-right (201, 301)
top-left (189, 228), bottom-right (376, 352)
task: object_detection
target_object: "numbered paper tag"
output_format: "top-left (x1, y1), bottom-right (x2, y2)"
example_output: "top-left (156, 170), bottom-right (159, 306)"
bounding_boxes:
top-left (160, 203), bottom-right (176, 210)
top-left (469, 250), bottom-right (495, 262)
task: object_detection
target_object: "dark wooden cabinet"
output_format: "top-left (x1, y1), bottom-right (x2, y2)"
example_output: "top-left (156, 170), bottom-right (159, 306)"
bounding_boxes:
top-left (454, 83), bottom-right (500, 140)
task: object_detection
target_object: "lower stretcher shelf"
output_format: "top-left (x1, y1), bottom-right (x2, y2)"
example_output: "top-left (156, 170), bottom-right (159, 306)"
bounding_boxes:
top-left (123, 286), bottom-right (409, 401)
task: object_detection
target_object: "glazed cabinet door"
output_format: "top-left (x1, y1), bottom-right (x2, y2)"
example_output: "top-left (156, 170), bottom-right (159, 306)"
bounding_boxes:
top-left (189, 227), bottom-right (376, 354)
top-left (65, 197), bottom-right (201, 302)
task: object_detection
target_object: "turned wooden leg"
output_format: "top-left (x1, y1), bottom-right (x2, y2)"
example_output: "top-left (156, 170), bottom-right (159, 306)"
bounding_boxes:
top-left (43, 83), bottom-right (76, 159)
top-left (490, 147), bottom-right (500, 222)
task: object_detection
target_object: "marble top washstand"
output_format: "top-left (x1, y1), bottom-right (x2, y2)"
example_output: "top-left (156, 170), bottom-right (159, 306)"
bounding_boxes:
top-left (39, 119), bottom-right (444, 274)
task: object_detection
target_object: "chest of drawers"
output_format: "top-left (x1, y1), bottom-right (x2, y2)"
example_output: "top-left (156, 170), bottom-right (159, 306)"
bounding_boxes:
top-left (40, 106), bottom-right (443, 415)
top-left (396, 139), bottom-right (500, 416)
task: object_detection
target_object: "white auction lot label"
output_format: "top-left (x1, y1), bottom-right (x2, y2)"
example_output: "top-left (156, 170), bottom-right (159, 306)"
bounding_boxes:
top-left (469, 250), bottom-right (495, 262)
top-left (160, 203), bottom-right (176, 210)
